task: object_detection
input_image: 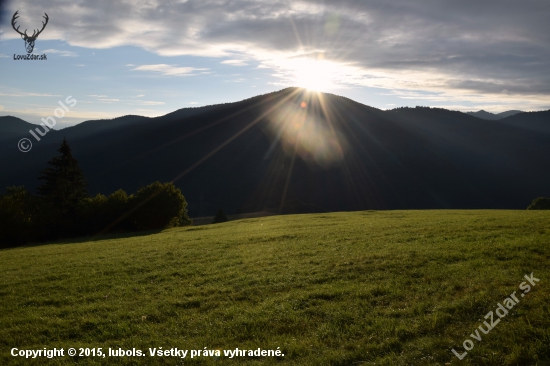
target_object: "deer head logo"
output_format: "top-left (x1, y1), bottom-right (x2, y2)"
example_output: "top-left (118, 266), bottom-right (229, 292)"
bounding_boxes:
top-left (11, 11), bottom-right (49, 54)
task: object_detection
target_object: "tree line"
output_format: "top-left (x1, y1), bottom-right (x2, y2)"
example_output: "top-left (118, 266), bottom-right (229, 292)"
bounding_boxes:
top-left (527, 197), bottom-right (550, 210)
top-left (0, 139), bottom-right (191, 248)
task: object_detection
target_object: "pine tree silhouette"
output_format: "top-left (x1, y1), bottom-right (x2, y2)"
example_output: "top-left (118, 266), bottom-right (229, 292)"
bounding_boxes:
top-left (37, 138), bottom-right (88, 213)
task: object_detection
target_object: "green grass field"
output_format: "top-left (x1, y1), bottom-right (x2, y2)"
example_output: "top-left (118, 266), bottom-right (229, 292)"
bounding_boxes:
top-left (1, 210), bottom-right (549, 365)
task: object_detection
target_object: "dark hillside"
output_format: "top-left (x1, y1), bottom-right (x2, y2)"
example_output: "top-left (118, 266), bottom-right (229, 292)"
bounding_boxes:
top-left (1, 88), bottom-right (549, 215)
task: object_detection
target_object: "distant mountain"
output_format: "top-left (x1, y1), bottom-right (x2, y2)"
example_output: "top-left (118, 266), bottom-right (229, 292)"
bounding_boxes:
top-left (467, 110), bottom-right (523, 120)
top-left (0, 116), bottom-right (43, 144)
top-left (495, 110), bottom-right (550, 135)
top-left (0, 105), bottom-right (224, 150)
top-left (56, 105), bottom-right (224, 139)
top-left (57, 115), bottom-right (150, 140)
top-left (1, 88), bottom-right (549, 216)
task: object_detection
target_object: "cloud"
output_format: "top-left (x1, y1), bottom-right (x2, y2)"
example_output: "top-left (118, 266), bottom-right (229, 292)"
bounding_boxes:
top-left (225, 78), bottom-right (246, 83)
top-left (3, 0), bottom-right (550, 107)
top-left (86, 94), bottom-right (164, 105)
top-left (221, 59), bottom-right (249, 66)
top-left (0, 92), bottom-right (61, 97)
top-left (382, 89), bottom-right (550, 112)
top-left (0, 106), bottom-right (120, 121)
top-left (41, 49), bottom-right (78, 57)
top-left (130, 100), bottom-right (165, 106)
top-left (131, 64), bottom-right (208, 77)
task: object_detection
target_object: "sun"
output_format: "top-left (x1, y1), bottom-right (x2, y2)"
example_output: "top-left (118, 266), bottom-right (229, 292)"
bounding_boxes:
top-left (290, 58), bottom-right (338, 92)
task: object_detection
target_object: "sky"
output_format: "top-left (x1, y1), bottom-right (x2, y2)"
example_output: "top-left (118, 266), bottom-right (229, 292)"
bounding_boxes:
top-left (1, 0), bottom-right (549, 128)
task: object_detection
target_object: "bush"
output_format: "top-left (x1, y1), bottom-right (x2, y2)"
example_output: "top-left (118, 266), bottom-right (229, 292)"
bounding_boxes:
top-left (527, 197), bottom-right (550, 210)
top-left (213, 208), bottom-right (228, 224)
top-left (0, 182), bottom-right (192, 247)
top-left (0, 187), bottom-right (34, 247)
top-left (77, 189), bottom-right (130, 235)
top-left (127, 182), bottom-right (191, 231)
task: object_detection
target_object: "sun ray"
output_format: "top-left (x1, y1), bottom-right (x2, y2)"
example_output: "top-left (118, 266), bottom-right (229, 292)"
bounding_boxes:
top-left (88, 89), bottom-right (299, 182)
top-left (279, 142), bottom-right (298, 214)
top-left (171, 88), bottom-right (302, 183)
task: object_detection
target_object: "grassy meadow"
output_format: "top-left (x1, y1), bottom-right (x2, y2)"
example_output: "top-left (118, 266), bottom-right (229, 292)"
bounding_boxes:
top-left (0, 210), bottom-right (549, 365)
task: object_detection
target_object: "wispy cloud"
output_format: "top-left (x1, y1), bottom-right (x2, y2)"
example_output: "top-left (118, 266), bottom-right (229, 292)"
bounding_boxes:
top-left (0, 106), bottom-right (121, 121)
top-left (131, 64), bottom-right (208, 77)
top-left (130, 100), bottom-right (165, 106)
top-left (41, 49), bottom-right (78, 57)
top-left (226, 78), bottom-right (246, 83)
top-left (0, 92), bottom-right (61, 97)
top-left (221, 59), bottom-right (249, 66)
top-left (381, 89), bottom-right (550, 112)
top-left (87, 94), bottom-right (164, 106)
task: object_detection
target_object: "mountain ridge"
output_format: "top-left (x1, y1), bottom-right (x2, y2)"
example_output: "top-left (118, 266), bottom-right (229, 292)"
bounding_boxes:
top-left (1, 88), bottom-right (549, 215)
top-left (0, 95), bottom-right (534, 134)
top-left (466, 109), bottom-right (523, 120)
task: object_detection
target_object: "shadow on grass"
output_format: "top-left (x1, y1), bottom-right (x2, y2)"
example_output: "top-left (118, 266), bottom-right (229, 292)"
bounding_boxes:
top-left (0, 229), bottom-right (165, 251)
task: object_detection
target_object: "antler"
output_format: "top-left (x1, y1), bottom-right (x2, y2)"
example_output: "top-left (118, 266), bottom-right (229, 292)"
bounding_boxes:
top-left (11, 11), bottom-right (49, 39)
top-left (30, 13), bottom-right (49, 39)
top-left (11, 11), bottom-right (28, 37)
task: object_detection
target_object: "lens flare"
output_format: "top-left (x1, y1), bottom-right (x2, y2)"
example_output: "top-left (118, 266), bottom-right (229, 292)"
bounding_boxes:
top-left (267, 92), bottom-right (346, 167)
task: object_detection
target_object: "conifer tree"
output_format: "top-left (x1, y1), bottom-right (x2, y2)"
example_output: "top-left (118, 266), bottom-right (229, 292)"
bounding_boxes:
top-left (37, 138), bottom-right (88, 213)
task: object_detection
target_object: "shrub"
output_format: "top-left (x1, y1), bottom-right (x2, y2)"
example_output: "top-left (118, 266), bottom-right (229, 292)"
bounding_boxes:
top-left (527, 197), bottom-right (550, 210)
top-left (213, 208), bottom-right (228, 224)
top-left (0, 181), bottom-right (191, 247)
top-left (77, 189), bottom-right (131, 235)
top-left (0, 187), bottom-right (34, 247)
top-left (127, 182), bottom-right (191, 231)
